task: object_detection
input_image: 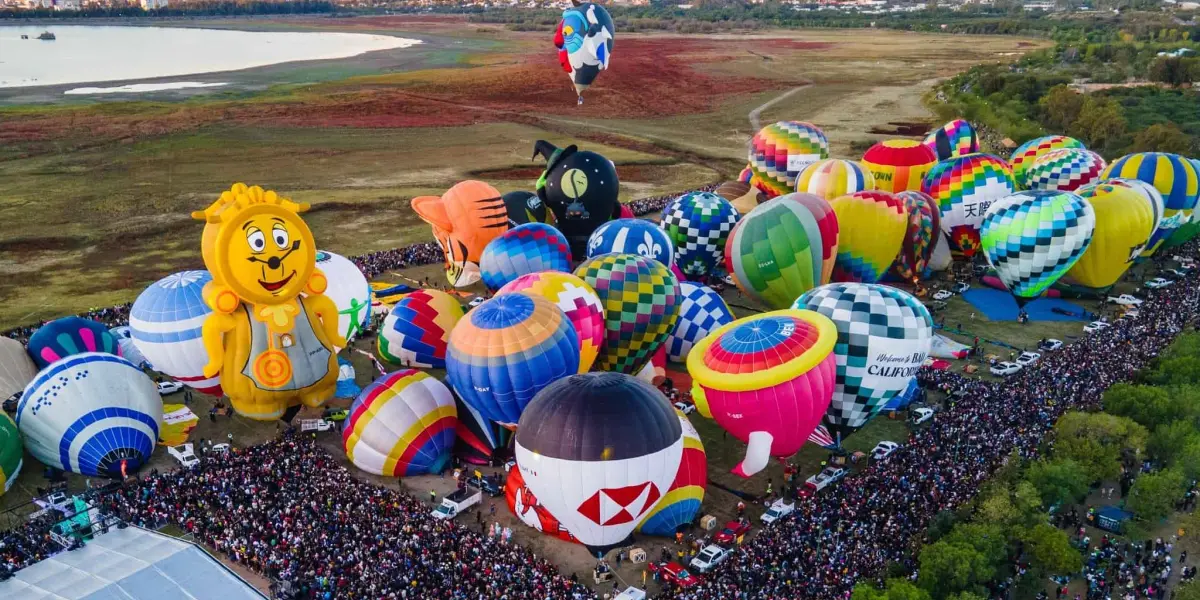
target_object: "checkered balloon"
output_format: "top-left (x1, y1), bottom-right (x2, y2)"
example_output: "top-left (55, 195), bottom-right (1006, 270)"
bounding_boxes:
top-left (660, 192), bottom-right (740, 277)
top-left (664, 282), bottom-right (734, 363)
top-left (793, 283), bottom-right (932, 444)
top-left (575, 253), bottom-right (681, 374)
top-left (1020, 148), bottom-right (1107, 192)
top-left (980, 190), bottom-right (1096, 298)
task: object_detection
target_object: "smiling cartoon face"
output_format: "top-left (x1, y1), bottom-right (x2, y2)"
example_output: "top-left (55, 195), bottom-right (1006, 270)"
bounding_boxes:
top-left (212, 202), bottom-right (316, 306)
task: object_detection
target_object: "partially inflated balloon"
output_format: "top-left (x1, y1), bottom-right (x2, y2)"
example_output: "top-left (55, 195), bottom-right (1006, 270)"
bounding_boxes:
top-left (315, 251), bottom-right (372, 347)
top-left (1020, 148), bottom-right (1106, 192)
top-left (862, 140), bottom-right (938, 194)
top-left (0, 414), bottom-right (20, 495)
top-left (0, 338), bottom-right (37, 408)
top-left (554, 2), bottom-right (614, 101)
top-left (343, 369), bottom-right (457, 477)
top-left (1102, 153), bottom-right (1199, 256)
top-left (377, 289), bottom-right (464, 369)
top-left (688, 310), bottom-right (837, 477)
top-left (715, 180), bottom-right (766, 215)
top-left (725, 197), bottom-right (823, 309)
top-left (446, 293), bottom-right (580, 427)
top-left (922, 153), bottom-right (1016, 257)
top-left (795, 159), bottom-right (874, 201)
top-left (889, 191), bottom-right (941, 281)
top-left (787, 192), bottom-right (840, 285)
top-left (498, 272), bottom-right (604, 373)
top-left (130, 271), bottom-right (222, 395)
top-left (637, 411), bottom-right (707, 537)
top-left (664, 282), bottom-right (734, 364)
top-left (533, 141), bottom-right (620, 260)
top-left (27, 317), bottom-right (121, 370)
top-left (515, 373), bottom-right (683, 554)
top-left (660, 192), bottom-right (740, 277)
top-left (1066, 183), bottom-right (1153, 290)
top-left (503, 191), bottom-right (557, 228)
top-left (455, 393), bottom-right (511, 466)
top-left (588, 218), bottom-right (675, 269)
top-left (747, 121), bottom-right (830, 198)
top-left (794, 284), bottom-right (932, 446)
top-left (923, 119), bottom-right (978, 161)
top-left (1101, 178), bottom-right (1164, 258)
top-left (980, 191), bottom-right (1096, 298)
top-left (929, 231), bottom-right (952, 272)
top-left (1009, 135), bottom-right (1085, 184)
top-left (575, 253), bottom-right (681, 375)
top-left (412, 181), bottom-right (509, 288)
top-left (829, 191), bottom-right (907, 283)
top-left (480, 223), bottom-right (572, 292)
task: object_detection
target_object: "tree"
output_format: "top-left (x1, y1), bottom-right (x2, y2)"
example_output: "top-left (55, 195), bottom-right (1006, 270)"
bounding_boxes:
top-left (1148, 57), bottom-right (1200, 87)
top-left (917, 540), bottom-right (994, 600)
top-left (1126, 468), bottom-right (1188, 524)
top-left (1053, 412), bottom-right (1147, 482)
top-left (1178, 441), bottom-right (1200, 481)
top-left (1145, 421), bottom-right (1200, 465)
top-left (1129, 123), bottom-right (1194, 154)
top-left (944, 523), bottom-right (1010, 572)
top-left (1039, 85), bottom-right (1085, 132)
top-left (1068, 96), bottom-right (1127, 152)
top-left (1103, 383), bottom-right (1176, 429)
top-left (928, 510), bottom-right (959, 542)
top-left (1021, 523), bottom-right (1084, 575)
top-left (1025, 458), bottom-right (1091, 508)
top-left (853, 579), bottom-right (933, 600)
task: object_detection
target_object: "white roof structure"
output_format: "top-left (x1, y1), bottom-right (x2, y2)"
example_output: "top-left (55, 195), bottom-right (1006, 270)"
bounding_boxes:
top-left (1, 526), bottom-right (266, 600)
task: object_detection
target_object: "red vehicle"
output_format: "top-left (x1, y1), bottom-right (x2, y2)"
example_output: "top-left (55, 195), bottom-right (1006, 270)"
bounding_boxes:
top-left (647, 561), bottom-right (700, 589)
top-left (713, 520), bottom-right (752, 545)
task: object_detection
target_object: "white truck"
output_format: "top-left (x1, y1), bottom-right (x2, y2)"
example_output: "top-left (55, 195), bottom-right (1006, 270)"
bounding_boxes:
top-left (1106, 294), bottom-right (1143, 307)
top-left (431, 486), bottom-right (481, 520)
top-left (760, 498), bottom-right (795, 524)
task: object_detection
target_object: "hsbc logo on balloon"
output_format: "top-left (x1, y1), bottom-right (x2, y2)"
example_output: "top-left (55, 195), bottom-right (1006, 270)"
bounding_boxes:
top-left (577, 482), bottom-right (661, 526)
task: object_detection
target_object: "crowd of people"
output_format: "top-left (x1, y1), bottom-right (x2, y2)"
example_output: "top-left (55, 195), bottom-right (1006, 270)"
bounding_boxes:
top-left (0, 513), bottom-right (63, 579)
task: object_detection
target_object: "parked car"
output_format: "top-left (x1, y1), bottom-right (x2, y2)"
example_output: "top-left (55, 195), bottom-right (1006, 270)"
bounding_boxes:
top-left (1084, 321), bottom-right (1111, 333)
top-left (990, 361), bottom-right (1023, 376)
top-left (804, 466), bottom-right (848, 494)
top-left (1145, 278), bottom-right (1174, 289)
top-left (723, 274), bottom-right (736, 286)
top-left (210, 443), bottom-right (230, 455)
top-left (156, 381), bottom-right (183, 395)
top-left (689, 545), bottom-right (733, 573)
top-left (911, 407), bottom-right (935, 425)
top-left (673, 402), bottom-right (695, 415)
top-left (871, 441), bottom-right (900, 461)
top-left (614, 587), bottom-right (648, 600)
top-left (932, 289), bottom-right (953, 301)
top-left (951, 281), bottom-right (971, 294)
top-left (1106, 294), bottom-right (1143, 306)
top-left (647, 561), bottom-right (700, 589)
top-left (927, 300), bottom-right (948, 312)
top-left (1015, 351), bottom-right (1041, 367)
top-left (760, 498), bottom-right (796, 525)
top-left (1037, 339), bottom-right (1063, 352)
top-left (322, 408), bottom-right (349, 422)
top-left (713, 521), bottom-right (753, 545)
top-left (467, 297), bottom-right (486, 309)
top-left (468, 473), bottom-right (504, 497)
top-left (167, 443), bottom-right (200, 469)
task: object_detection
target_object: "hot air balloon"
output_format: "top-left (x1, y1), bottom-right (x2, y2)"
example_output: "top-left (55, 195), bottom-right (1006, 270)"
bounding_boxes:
top-left (638, 411), bottom-right (707, 537)
top-left (714, 180), bottom-right (767, 215)
top-left (515, 372), bottom-right (683, 554)
top-left (554, 1), bottom-right (614, 104)
top-left (532, 141), bottom-right (619, 260)
top-left (314, 250), bottom-right (372, 346)
top-left (109, 327), bottom-right (149, 371)
top-left (1020, 148), bottom-right (1107, 192)
top-left (506, 464), bottom-right (579, 544)
top-left (980, 190), bottom-right (1096, 298)
top-left (1098, 178), bottom-right (1165, 258)
top-left (788, 192), bottom-right (840, 285)
top-left (498, 271), bottom-right (605, 373)
top-left (725, 196), bottom-right (824, 310)
top-left (1009, 135), bottom-right (1085, 184)
top-left (747, 121), bottom-right (830, 198)
top-left (412, 180), bottom-right (510, 288)
top-left (1102, 153), bottom-right (1199, 255)
top-left (828, 191), bottom-right (908, 284)
top-left (503, 191), bottom-right (557, 228)
top-left (343, 369), bottom-right (457, 477)
top-left (0, 337), bottom-right (37, 407)
top-left (454, 392), bottom-right (511, 466)
top-left (688, 310), bottom-right (837, 477)
top-left (922, 153), bottom-right (1016, 257)
top-left (861, 140), bottom-right (938, 194)
top-left (660, 192), bottom-right (740, 278)
top-left (795, 159), bottom-right (875, 201)
top-left (0, 414), bottom-right (20, 495)
top-left (793, 283), bottom-right (932, 447)
top-left (923, 119), bottom-right (979, 161)
top-left (929, 231), bottom-right (952, 272)
top-left (1065, 182), bottom-right (1153, 290)
top-left (738, 165), bottom-right (754, 184)
top-left (446, 293), bottom-right (580, 427)
top-left (575, 253), bottom-right (681, 374)
top-left (129, 271), bottom-right (221, 395)
top-left (17, 353), bottom-right (162, 478)
top-left (27, 317), bottom-right (122, 370)
top-left (480, 223), bottom-right (572, 292)
top-left (377, 289), bottom-right (464, 369)
top-left (888, 190), bottom-right (942, 281)
top-left (587, 218), bottom-right (675, 269)
top-left (664, 282), bottom-right (734, 364)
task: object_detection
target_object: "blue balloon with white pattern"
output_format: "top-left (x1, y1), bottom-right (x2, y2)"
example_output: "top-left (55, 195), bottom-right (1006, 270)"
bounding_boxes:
top-left (480, 223), bottom-right (573, 292)
top-left (665, 282), bottom-right (734, 363)
top-left (16, 353), bottom-right (163, 478)
top-left (129, 270), bottom-right (222, 396)
top-left (587, 218), bottom-right (675, 268)
top-left (660, 192), bottom-right (741, 277)
top-left (26, 317), bottom-right (122, 370)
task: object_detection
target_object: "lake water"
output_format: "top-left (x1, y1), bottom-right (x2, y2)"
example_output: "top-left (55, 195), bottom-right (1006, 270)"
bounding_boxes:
top-left (0, 25), bottom-right (420, 89)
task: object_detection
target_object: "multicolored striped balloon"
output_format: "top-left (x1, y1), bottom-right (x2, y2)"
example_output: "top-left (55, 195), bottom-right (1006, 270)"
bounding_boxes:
top-left (660, 192), bottom-right (740, 277)
top-left (889, 190), bottom-right (942, 281)
top-left (980, 190), bottom-right (1096, 298)
top-left (664, 282), bottom-right (734, 364)
top-left (26, 317), bottom-right (122, 370)
top-left (747, 121), bottom-right (830, 198)
top-left (922, 153), bottom-right (1016, 257)
top-left (480, 223), bottom-right (572, 292)
top-left (861, 140), bottom-right (937, 194)
top-left (787, 192), bottom-right (840, 285)
top-left (1101, 152), bottom-right (1200, 255)
top-left (637, 411), bottom-right (707, 536)
top-left (343, 369), bottom-right (457, 477)
top-left (828, 191), bottom-right (908, 284)
top-left (0, 414), bottom-right (21, 495)
top-left (922, 119), bottom-right (979, 161)
top-left (446, 293), bottom-right (580, 426)
top-left (130, 270), bottom-right (222, 395)
top-left (1008, 135), bottom-right (1085, 184)
top-left (587, 218), bottom-right (675, 269)
top-left (1020, 148), bottom-right (1106, 192)
top-left (575, 253), bottom-right (681, 375)
top-left (725, 197), bottom-right (824, 309)
top-left (497, 271), bottom-right (605, 373)
top-left (377, 289), bottom-right (464, 369)
top-left (795, 159), bottom-right (875, 201)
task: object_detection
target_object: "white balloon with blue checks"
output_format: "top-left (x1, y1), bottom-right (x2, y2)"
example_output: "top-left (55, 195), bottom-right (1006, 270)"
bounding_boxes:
top-left (664, 282), bottom-right (734, 363)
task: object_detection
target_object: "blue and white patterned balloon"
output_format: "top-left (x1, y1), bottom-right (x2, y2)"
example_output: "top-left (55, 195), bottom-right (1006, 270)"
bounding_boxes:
top-left (660, 192), bottom-right (740, 277)
top-left (587, 218), bottom-right (675, 268)
top-left (980, 190), bottom-right (1096, 298)
top-left (665, 282), bottom-right (734, 363)
top-left (130, 270), bottom-right (221, 395)
top-left (480, 223), bottom-right (573, 292)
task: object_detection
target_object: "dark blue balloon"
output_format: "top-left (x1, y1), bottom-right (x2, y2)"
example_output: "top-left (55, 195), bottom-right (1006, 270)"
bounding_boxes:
top-left (27, 317), bottom-right (122, 370)
top-left (586, 218), bottom-right (675, 268)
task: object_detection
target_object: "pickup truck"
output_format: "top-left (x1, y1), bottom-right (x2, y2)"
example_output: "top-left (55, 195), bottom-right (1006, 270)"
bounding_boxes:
top-left (760, 498), bottom-right (795, 524)
top-left (432, 486), bottom-right (481, 520)
top-left (1106, 294), bottom-right (1143, 307)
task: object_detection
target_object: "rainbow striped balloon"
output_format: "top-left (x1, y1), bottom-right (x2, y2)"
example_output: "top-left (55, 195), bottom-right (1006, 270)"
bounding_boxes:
top-left (922, 153), bottom-right (1016, 257)
top-left (923, 119), bottom-right (979, 161)
top-left (26, 317), bottom-right (122, 370)
top-left (1008, 135), bottom-right (1085, 183)
top-left (378, 289), bottom-right (464, 369)
top-left (1101, 152), bottom-right (1200, 255)
top-left (637, 411), bottom-right (707, 536)
top-left (795, 159), bottom-right (875, 201)
top-left (748, 121), bottom-right (830, 198)
top-left (343, 369), bottom-right (457, 477)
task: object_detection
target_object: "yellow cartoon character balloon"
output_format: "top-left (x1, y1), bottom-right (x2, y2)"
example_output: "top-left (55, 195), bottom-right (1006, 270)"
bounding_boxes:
top-left (192, 184), bottom-right (344, 420)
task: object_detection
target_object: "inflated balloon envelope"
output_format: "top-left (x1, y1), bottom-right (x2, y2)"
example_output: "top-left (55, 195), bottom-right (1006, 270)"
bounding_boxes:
top-left (411, 180), bottom-right (510, 288)
top-left (533, 140), bottom-right (620, 261)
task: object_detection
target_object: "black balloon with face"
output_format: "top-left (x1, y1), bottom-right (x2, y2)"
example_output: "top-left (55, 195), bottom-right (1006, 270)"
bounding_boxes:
top-left (533, 140), bottom-right (619, 260)
top-left (502, 191), bottom-right (557, 229)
